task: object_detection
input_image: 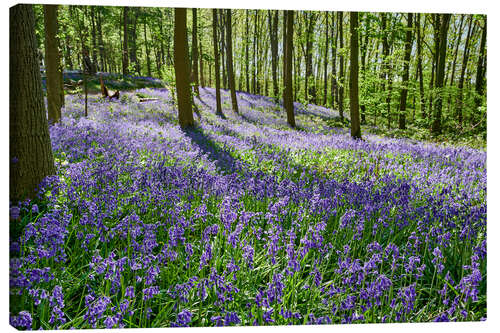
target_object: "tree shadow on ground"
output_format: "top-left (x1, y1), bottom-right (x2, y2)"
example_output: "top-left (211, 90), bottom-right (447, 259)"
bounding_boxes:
top-left (182, 126), bottom-right (239, 174)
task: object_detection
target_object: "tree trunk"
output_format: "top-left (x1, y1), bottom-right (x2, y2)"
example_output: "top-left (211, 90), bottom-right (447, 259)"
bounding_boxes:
top-left (245, 10), bottom-right (250, 92)
top-left (198, 33), bottom-right (205, 88)
top-left (323, 12), bottom-right (329, 106)
top-left (252, 10), bottom-right (257, 94)
top-left (143, 20), bottom-right (152, 78)
top-left (338, 11), bottom-right (344, 121)
top-left (305, 12), bottom-right (316, 103)
top-left (381, 13), bottom-right (392, 129)
top-left (97, 8), bottom-right (105, 72)
top-left (212, 9), bottom-right (223, 115)
top-left (398, 13), bottom-right (413, 130)
top-left (44, 4), bottom-right (64, 124)
top-left (122, 7), bottom-right (129, 76)
top-left (331, 14), bottom-right (338, 109)
top-left (350, 12), bottom-right (361, 139)
top-left (219, 10), bottom-right (227, 90)
top-left (475, 16), bottom-right (487, 110)
top-left (90, 6), bottom-right (98, 71)
top-left (457, 15), bottom-right (474, 125)
top-left (268, 10), bottom-right (279, 98)
top-left (416, 13), bottom-right (426, 119)
top-left (174, 8), bottom-right (194, 128)
top-left (360, 13), bottom-right (370, 124)
top-left (431, 14), bottom-right (451, 135)
top-left (284, 10), bottom-right (295, 128)
top-left (130, 8), bottom-right (140, 75)
top-left (10, 4), bottom-right (55, 202)
top-left (226, 9), bottom-right (238, 113)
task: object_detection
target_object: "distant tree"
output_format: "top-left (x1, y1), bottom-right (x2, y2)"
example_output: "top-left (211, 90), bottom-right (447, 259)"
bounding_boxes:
top-left (226, 9), bottom-right (238, 113)
top-left (349, 11), bottom-right (361, 139)
top-left (322, 12), bottom-right (329, 106)
top-left (191, 8), bottom-right (199, 96)
top-left (457, 15), bottom-right (474, 125)
top-left (398, 13), bottom-right (414, 130)
top-left (212, 9), bottom-right (223, 115)
top-left (431, 14), bottom-right (451, 135)
top-left (44, 4), bottom-right (64, 124)
top-left (122, 7), bottom-right (129, 76)
top-left (416, 13), bottom-right (426, 119)
top-left (10, 4), bottom-right (55, 202)
top-left (268, 10), bottom-right (279, 98)
top-left (174, 8), bottom-right (194, 128)
top-left (337, 11), bottom-right (344, 122)
top-left (283, 10), bottom-right (295, 128)
top-left (474, 16), bottom-right (486, 112)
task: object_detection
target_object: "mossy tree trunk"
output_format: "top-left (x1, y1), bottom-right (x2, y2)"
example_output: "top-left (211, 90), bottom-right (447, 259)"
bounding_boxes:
top-left (10, 4), bottom-right (55, 202)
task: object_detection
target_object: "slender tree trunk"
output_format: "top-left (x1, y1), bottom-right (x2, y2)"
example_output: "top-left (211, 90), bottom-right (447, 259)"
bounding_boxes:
top-left (122, 7), bottom-right (129, 76)
top-left (431, 14), bottom-right (451, 135)
top-left (97, 8), bottom-right (105, 72)
top-left (90, 6), bottom-right (98, 71)
top-left (174, 8), bottom-right (194, 128)
top-left (350, 12), bottom-right (361, 139)
top-left (44, 4), bottom-right (64, 124)
top-left (338, 11), bottom-right (344, 121)
top-left (331, 14), bottom-right (338, 109)
top-left (191, 8), bottom-right (199, 96)
top-left (10, 4), bottom-right (55, 202)
top-left (245, 10), bottom-right (250, 92)
top-left (225, 9), bottom-right (238, 113)
top-left (398, 13), bottom-right (413, 130)
top-left (199, 37), bottom-right (205, 88)
top-left (457, 15), bottom-right (474, 125)
top-left (323, 12), bottom-right (329, 106)
top-left (252, 10), bottom-right (257, 94)
top-left (143, 20), bottom-right (151, 77)
top-left (360, 13), bottom-right (370, 124)
top-left (284, 10), bottom-right (295, 128)
top-left (212, 9), bottom-right (223, 115)
top-left (268, 10), bottom-right (279, 98)
top-left (219, 10), bottom-right (227, 90)
top-left (305, 12), bottom-right (316, 103)
top-left (130, 8), bottom-right (140, 75)
top-left (416, 13), bottom-right (426, 119)
top-left (475, 16), bottom-right (487, 111)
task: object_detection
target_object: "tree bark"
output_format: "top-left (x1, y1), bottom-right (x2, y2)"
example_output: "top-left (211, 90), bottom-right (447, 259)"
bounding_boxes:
top-left (122, 7), bottom-right (129, 76)
top-left (10, 4), bottom-right (55, 202)
top-left (143, 19), bottom-right (152, 77)
top-left (284, 10), bottom-right (295, 128)
top-left (245, 10), bottom-right (250, 92)
top-left (323, 12), bottom-right (329, 106)
top-left (44, 4), bottom-right (64, 124)
top-left (191, 8), bottom-right (199, 96)
top-left (212, 9), bottom-right (223, 115)
top-left (457, 15), bottom-right (474, 125)
top-left (174, 8), bottom-right (194, 128)
top-left (338, 11), bottom-right (344, 121)
top-left (416, 13), bottom-right (426, 119)
top-left (474, 15), bottom-right (487, 110)
top-left (97, 7), bottom-right (106, 72)
top-left (226, 9), bottom-right (239, 113)
top-left (350, 12), bottom-right (361, 139)
top-left (331, 14), bottom-right (338, 109)
top-left (398, 13), bottom-right (413, 130)
top-left (431, 14), bottom-right (451, 135)
top-left (268, 10), bottom-right (279, 98)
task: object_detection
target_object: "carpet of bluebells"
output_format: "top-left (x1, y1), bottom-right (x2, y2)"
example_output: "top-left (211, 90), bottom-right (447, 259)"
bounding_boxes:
top-left (9, 85), bottom-right (486, 329)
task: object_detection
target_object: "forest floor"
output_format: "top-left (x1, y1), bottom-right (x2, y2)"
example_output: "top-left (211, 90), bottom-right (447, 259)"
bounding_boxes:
top-left (10, 85), bottom-right (486, 329)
